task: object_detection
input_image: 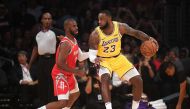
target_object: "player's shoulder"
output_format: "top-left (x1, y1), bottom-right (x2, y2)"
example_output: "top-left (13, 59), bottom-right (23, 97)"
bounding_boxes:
top-left (117, 22), bottom-right (128, 27)
top-left (90, 29), bottom-right (99, 38)
top-left (36, 31), bottom-right (43, 39)
top-left (117, 22), bottom-right (130, 31)
top-left (59, 39), bottom-right (72, 49)
top-left (48, 29), bottom-right (56, 35)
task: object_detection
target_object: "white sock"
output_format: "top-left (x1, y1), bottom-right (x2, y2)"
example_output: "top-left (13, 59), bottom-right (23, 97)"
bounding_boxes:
top-left (38, 105), bottom-right (46, 109)
top-left (105, 102), bottom-right (112, 109)
top-left (62, 107), bottom-right (71, 109)
top-left (132, 100), bottom-right (140, 109)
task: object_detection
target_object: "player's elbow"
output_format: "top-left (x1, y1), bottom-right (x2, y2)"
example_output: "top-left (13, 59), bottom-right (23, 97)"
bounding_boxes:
top-left (101, 74), bottom-right (111, 83)
top-left (180, 80), bottom-right (187, 91)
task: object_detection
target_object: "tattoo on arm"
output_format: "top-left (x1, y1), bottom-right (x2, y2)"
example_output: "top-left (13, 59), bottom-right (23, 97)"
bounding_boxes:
top-left (119, 23), bottom-right (150, 41)
top-left (57, 41), bottom-right (78, 73)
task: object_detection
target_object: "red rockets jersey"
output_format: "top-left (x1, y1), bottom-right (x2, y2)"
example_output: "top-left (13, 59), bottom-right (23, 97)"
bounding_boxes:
top-left (52, 37), bottom-right (79, 76)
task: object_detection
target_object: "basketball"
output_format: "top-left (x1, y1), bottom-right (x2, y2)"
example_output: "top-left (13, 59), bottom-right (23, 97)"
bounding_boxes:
top-left (140, 40), bottom-right (158, 57)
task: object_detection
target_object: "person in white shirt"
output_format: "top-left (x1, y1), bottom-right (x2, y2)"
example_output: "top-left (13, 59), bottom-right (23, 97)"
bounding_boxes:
top-left (14, 51), bottom-right (38, 104)
top-left (29, 12), bottom-right (64, 106)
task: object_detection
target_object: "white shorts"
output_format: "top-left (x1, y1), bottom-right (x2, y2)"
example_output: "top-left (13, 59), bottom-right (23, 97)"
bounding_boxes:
top-left (99, 67), bottom-right (140, 82)
top-left (57, 83), bottom-right (79, 100)
top-left (54, 74), bottom-right (79, 100)
top-left (121, 67), bottom-right (140, 82)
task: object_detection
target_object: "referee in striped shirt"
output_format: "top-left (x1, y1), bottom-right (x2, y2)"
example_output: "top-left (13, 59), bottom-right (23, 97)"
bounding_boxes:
top-left (29, 12), bottom-right (64, 106)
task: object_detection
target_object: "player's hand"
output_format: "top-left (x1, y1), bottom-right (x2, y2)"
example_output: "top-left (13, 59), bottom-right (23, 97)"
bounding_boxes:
top-left (58, 35), bottom-right (64, 40)
top-left (149, 37), bottom-right (159, 51)
top-left (21, 80), bottom-right (30, 85)
top-left (28, 81), bottom-right (34, 85)
top-left (94, 57), bottom-right (101, 67)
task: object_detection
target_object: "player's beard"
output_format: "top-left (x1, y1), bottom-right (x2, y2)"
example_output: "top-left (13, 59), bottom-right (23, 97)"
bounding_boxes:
top-left (100, 21), bottom-right (109, 29)
top-left (69, 29), bottom-right (78, 37)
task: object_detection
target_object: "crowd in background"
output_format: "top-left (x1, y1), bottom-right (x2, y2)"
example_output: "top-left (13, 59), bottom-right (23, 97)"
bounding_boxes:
top-left (0, 0), bottom-right (190, 109)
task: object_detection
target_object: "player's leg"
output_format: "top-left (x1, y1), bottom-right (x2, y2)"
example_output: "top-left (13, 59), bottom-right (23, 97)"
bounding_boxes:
top-left (39, 100), bottom-right (67, 109)
top-left (122, 67), bottom-right (143, 109)
top-left (63, 91), bottom-right (80, 109)
top-left (99, 66), bottom-right (112, 109)
top-left (63, 76), bottom-right (80, 109)
top-left (38, 74), bottom-right (70, 109)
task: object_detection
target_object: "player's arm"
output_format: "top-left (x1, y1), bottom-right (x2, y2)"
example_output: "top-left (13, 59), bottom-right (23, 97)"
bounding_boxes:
top-left (57, 41), bottom-right (79, 73)
top-left (176, 80), bottom-right (187, 109)
top-left (88, 30), bottom-right (100, 63)
top-left (85, 76), bottom-right (92, 94)
top-left (29, 34), bottom-right (39, 69)
top-left (29, 47), bottom-right (38, 69)
top-left (78, 48), bottom-right (89, 62)
top-left (119, 22), bottom-right (159, 48)
top-left (119, 23), bottom-right (150, 41)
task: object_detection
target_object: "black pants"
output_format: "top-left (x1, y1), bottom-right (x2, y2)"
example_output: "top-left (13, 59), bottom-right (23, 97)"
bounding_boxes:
top-left (20, 84), bottom-right (38, 103)
top-left (37, 55), bottom-right (56, 105)
top-left (86, 98), bottom-right (105, 109)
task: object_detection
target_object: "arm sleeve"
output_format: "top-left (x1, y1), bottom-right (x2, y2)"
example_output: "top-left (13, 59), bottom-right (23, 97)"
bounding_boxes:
top-left (32, 34), bottom-right (37, 46)
top-left (78, 48), bottom-right (89, 62)
top-left (88, 49), bottom-right (98, 63)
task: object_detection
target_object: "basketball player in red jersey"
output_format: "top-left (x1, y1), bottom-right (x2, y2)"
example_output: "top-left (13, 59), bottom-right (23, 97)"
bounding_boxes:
top-left (38, 18), bottom-right (89, 109)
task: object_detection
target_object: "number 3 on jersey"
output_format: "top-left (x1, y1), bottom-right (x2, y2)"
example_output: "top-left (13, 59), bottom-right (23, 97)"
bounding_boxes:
top-left (103, 45), bottom-right (116, 53)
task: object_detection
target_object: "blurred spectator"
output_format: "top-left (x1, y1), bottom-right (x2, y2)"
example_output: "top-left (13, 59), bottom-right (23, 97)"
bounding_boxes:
top-left (179, 48), bottom-right (190, 77)
top-left (168, 48), bottom-right (185, 72)
top-left (138, 56), bottom-right (159, 100)
top-left (28, 12), bottom-right (64, 106)
top-left (158, 61), bottom-right (187, 109)
top-left (122, 43), bottom-right (133, 63)
top-left (74, 60), bottom-right (89, 109)
top-left (22, 30), bottom-right (35, 53)
top-left (73, 60), bottom-right (88, 109)
top-left (0, 30), bottom-right (14, 58)
top-left (116, 7), bottom-right (137, 27)
top-left (1, 30), bottom-right (13, 49)
top-left (26, 0), bottom-right (43, 21)
top-left (85, 66), bottom-right (112, 109)
top-left (0, 67), bottom-right (8, 88)
top-left (0, 3), bottom-right (9, 33)
top-left (152, 51), bottom-right (168, 72)
top-left (80, 41), bottom-right (89, 52)
top-left (12, 51), bottom-right (38, 104)
top-left (179, 47), bottom-right (189, 59)
top-left (135, 17), bottom-right (161, 38)
top-left (81, 10), bottom-right (95, 33)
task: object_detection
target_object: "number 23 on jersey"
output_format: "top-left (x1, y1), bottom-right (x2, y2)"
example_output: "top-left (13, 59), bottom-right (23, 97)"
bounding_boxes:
top-left (103, 45), bottom-right (116, 53)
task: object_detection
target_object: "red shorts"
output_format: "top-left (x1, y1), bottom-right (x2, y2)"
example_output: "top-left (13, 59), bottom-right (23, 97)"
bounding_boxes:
top-left (52, 73), bottom-right (79, 100)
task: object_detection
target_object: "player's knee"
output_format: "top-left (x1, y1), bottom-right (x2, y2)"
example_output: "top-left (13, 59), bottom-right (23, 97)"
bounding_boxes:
top-left (57, 100), bottom-right (68, 108)
top-left (101, 73), bottom-right (110, 82)
top-left (75, 91), bottom-right (80, 98)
